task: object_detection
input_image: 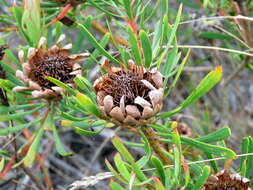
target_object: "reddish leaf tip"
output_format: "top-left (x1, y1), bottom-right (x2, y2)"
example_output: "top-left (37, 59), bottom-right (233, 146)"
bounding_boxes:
top-left (153, 176), bottom-right (160, 182)
top-left (215, 66), bottom-right (222, 73)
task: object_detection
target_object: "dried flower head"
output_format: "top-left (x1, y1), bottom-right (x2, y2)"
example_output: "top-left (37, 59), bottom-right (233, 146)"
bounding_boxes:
top-left (94, 60), bottom-right (164, 127)
top-left (13, 35), bottom-right (88, 99)
top-left (177, 122), bottom-right (194, 138)
top-left (202, 170), bottom-right (251, 190)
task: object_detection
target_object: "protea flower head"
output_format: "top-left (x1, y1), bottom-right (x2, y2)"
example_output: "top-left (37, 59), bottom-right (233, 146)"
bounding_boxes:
top-left (202, 170), bottom-right (251, 190)
top-left (13, 35), bottom-right (88, 99)
top-left (94, 60), bottom-right (164, 127)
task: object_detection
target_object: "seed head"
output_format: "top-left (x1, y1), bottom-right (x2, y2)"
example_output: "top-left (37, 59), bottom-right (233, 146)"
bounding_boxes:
top-left (202, 170), bottom-right (251, 190)
top-left (13, 35), bottom-right (88, 99)
top-left (94, 60), bottom-right (164, 127)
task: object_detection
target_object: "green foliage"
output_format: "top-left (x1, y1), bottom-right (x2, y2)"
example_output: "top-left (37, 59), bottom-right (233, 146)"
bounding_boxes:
top-left (0, 0), bottom-right (252, 189)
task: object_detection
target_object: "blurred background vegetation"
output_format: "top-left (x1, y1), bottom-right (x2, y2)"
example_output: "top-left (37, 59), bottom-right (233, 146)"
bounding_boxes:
top-left (0, 0), bottom-right (253, 189)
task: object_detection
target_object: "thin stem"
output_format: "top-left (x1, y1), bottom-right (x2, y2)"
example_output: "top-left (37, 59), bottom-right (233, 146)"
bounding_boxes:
top-left (141, 126), bottom-right (171, 165)
top-left (166, 45), bottom-right (253, 57)
top-left (91, 20), bottom-right (129, 47)
top-left (21, 166), bottom-right (46, 190)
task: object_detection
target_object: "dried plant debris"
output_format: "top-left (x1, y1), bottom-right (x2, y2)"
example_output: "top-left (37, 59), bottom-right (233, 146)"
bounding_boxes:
top-left (69, 172), bottom-right (113, 190)
top-left (94, 60), bottom-right (164, 127)
top-left (202, 170), bottom-right (251, 190)
top-left (13, 35), bottom-right (88, 99)
top-left (177, 122), bottom-right (194, 138)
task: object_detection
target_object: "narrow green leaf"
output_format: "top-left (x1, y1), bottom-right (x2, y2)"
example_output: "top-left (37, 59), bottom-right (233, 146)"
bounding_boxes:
top-left (74, 76), bottom-right (92, 90)
top-left (23, 128), bottom-right (44, 166)
top-left (192, 166), bottom-right (210, 190)
top-left (199, 32), bottom-right (233, 40)
top-left (161, 136), bottom-right (236, 158)
top-left (161, 14), bottom-right (169, 44)
top-left (89, 1), bottom-right (122, 18)
top-left (77, 23), bottom-right (121, 65)
top-left (164, 168), bottom-right (172, 188)
top-left (0, 118), bottom-right (42, 136)
top-left (114, 153), bottom-right (131, 181)
top-left (0, 150), bottom-right (10, 157)
top-left (105, 159), bottom-right (128, 184)
top-left (139, 30), bottom-right (152, 68)
top-left (205, 152), bottom-right (218, 173)
top-left (171, 123), bottom-right (182, 153)
top-left (176, 0), bottom-right (200, 9)
top-left (0, 157), bottom-right (5, 173)
top-left (245, 137), bottom-right (253, 178)
top-left (61, 119), bottom-right (108, 129)
top-left (240, 137), bottom-right (249, 176)
top-left (161, 0), bottom-right (168, 15)
top-left (171, 49), bottom-right (191, 87)
top-left (76, 93), bottom-right (100, 117)
top-left (75, 127), bottom-right (104, 135)
top-left (136, 129), bottom-right (152, 168)
top-left (129, 174), bottom-right (136, 190)
top-left (52, 125), bottom-right (73, 156)
top-left (152, 20), bottom-right (163, 57)
top-left (112, 136), bottom-right (147, 181)
top-left (0, 103), bottom-right (44, 113)
top-left (167, 4), bottom-right (183, 47)
top-left (182, 156), bottom-right (191, 188)
top-left (128, 26), bottom-right (142, 66)
top-left (85, 33), bottom-right (111, 69)
top-left (109, 180), bottom-right (125, 190)
top-left (151, 156), bottom-right (165, 184)
top-left (195, 127), bottom-right (231, 143)
top-left (181, 137), bottom-right (236, 158)
top-left (74, 76), bottom-right (96, 101)
top-left (173, 145), bottom-right (180, 185)
top-left (159, 66), bottom-right (223, 118)
top-left (153, 177), bottom-right (165, 190)
top-left (123, 0), bottom-right (132, 20)
top-left (0, 79), bottom-right (15, 89)
top-left (0, 106), bottom-right (43, 122)
top-left (159, 127), bottom-right (231, 143)
top-left (112, 137), bottom-right (135, 163)
top-left (163, 47), bottom-right (179, 77)
top-left (61, 112), bottom-right (85, 121)
top-left (45, 76), bottom-right (77, 95)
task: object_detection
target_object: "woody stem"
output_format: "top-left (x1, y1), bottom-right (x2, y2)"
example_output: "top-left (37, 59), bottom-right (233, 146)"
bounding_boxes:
top-left (141, 126), bottom-right (171, 165)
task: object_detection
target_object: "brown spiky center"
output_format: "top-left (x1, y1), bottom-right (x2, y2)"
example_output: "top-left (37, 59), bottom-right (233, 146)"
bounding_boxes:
top-left (204, 172), bottom-right (250, 190)
top-left (98, 68), bottom-right (154, 106)
top-left (28, 49), bottom-right (74, 89)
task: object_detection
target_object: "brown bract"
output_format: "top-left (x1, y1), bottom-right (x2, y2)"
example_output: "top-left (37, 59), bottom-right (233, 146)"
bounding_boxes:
top-left (177, 122), bottom-right (194, 138)
top-left (13, 35), bottom-right (88, 99)
top-left (202, 170), bottom-right (251, 190)
top-left (94, 60), bottom-right (164, 127)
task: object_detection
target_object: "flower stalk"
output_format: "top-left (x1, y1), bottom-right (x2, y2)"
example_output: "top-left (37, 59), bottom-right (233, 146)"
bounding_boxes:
top-left (141, 126), bottom-right (171, 165)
